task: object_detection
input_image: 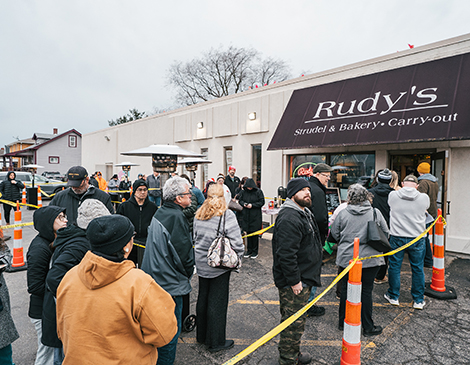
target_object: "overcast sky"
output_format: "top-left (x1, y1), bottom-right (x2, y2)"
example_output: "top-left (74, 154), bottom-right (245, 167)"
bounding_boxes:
top-left (1, 0), bottom-right (470, 149)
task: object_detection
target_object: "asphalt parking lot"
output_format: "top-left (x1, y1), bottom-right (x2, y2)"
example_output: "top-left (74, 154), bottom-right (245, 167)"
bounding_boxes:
top-left (3, 203), bottom-right (470, 365)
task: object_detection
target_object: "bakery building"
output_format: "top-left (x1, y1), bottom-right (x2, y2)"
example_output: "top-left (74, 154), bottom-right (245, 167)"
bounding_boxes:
top-left (83, 33), bottom-right (470, 254)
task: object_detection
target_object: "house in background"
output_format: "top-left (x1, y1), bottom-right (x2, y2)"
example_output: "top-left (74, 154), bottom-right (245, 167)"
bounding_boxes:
top-left (1, 137), bottom-right (35, 169)
top-left (2, 129), bottom-right (82, 175)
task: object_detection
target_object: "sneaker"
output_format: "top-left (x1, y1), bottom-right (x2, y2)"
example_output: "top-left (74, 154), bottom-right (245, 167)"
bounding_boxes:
top-left (296, 352), bottom-right (312, 364)
top-left (363, 325), bottom-right (383, 337)
top-left (374, 276), bottom-right (388, 284)
top-left (243, 253), bottom-right (251, 258)
top-left (413, 301), bottom-right (426, 310)
top-left (384, 293), bottom-right (399, 306)
top-left (307, 305), bottom-right (325, 317)
top-left (250, 254), bottom-right (258, 259)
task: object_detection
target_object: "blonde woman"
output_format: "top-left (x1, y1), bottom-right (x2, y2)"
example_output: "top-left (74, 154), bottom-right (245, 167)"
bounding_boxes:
top-left (193, 184), bottom-right (244, 353)
top-left (390, 171), bottom-right (401, 190)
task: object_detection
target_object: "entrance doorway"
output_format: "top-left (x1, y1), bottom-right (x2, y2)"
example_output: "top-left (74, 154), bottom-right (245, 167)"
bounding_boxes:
top-left (389, 150), bottom-right (447, 216)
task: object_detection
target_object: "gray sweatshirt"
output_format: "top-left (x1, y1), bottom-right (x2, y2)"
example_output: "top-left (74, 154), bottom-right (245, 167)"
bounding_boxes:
top-left (388, 187), bottom-right (430, 237)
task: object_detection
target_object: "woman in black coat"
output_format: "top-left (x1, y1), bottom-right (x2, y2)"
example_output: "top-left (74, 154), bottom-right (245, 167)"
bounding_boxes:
top-left (0, 172), bottom-right (25, 224)
top-left (26, 205), bottom-right (67, 365)
top-left (238, 178), bottom-right (265, 259)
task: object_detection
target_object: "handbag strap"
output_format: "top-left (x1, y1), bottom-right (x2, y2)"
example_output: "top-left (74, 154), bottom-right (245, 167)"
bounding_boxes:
top-left (216, 211), bottom-right (226, 236)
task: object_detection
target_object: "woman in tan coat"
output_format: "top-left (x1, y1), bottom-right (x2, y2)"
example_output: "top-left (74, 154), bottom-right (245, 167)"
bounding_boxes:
top-left (56, 215), bottom-right (177, 364)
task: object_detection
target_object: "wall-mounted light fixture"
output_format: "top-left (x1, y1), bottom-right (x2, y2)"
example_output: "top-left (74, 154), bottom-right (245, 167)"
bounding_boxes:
top-left (197, 122), bottom-right (204, 129)
top-left (104, 135), bottom-right (110, 141)
top-left (248, 112), bottom-right (256, 120)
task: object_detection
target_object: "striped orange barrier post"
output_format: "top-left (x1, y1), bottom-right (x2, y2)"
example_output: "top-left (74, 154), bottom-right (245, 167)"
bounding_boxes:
top-left (424, 209), bottom-right (457, 299)
top-left (340, 237), bottom-right (362, 365)
top-left (22, 188), bottom-right (27, 205)
top-left (10, 202), bottom-right (27, 271)
top-left (37, 186), bottom-right (43, 208)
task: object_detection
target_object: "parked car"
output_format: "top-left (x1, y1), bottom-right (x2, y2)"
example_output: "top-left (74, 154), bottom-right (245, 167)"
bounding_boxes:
top-left (0, 171), bottom-right (68, 200)
top-left (41, 171), bottom-right (66, 181)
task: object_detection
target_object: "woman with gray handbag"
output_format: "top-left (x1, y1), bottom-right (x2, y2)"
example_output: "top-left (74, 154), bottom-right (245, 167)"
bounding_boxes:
top-left (330, 184), bottom-right (389, 337)
top-left (193, 183), bottom-right (244, 353)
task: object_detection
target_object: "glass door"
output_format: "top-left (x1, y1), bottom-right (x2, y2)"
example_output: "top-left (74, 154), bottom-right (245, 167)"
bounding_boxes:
top-left (431, 151), bottom-right (447, 217)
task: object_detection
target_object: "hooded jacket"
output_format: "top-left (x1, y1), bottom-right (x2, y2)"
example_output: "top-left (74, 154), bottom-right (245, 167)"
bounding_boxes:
top-left (238, 178), bottom-right (265, 232)
top-left (388, 187), bottom-right (430, 237)
top-left (26, 206), bottom-right (65, 319)
top-left (50, 185), bottom-right (114, 226)
top-left (307, 176), bottom-right (329, 242)
top-left (0, 172), bottom-right (25, 202)
top-left (42, 224), bottom-right (91, 347)
top-left (369, 182), bottom-right (394, 226)
top-left (56, 251), bottom-right (177, 365)
top-left (417, 173), bottom-right (439, 218)
top-left (331, 202), bottom-right (388, 268)
top-left (272, 198), bottom-right (323, 289)
top-left (141, 201), bottom-right (194, 296)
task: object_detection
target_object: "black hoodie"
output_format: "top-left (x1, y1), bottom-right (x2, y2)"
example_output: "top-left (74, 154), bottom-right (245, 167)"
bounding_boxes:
top-left (26, 206), bottom-right (65, 319)
top-left (238, 178), bottom-right (265, 232)
top-left (369, 182), bottom-right (394, 226)
top-left (0, 172), bottom-right (25, 202)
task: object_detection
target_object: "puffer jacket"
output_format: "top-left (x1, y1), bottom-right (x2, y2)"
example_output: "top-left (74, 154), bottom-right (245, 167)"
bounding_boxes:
top-left (0, 172), bottom-right (25, 202)
top-left (331, 202), bottom-right (388, 269)
top-left (26, 206), bottom-right (65, 319)
top-left (272, 198), bottom-right (323, 288)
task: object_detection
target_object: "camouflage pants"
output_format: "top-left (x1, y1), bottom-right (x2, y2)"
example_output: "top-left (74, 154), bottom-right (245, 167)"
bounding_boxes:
top-left (278, 286), bottom-right (311, 365)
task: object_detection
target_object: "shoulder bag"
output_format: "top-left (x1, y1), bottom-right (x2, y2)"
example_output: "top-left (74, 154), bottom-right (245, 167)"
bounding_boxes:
top-left (207, 212), bottom-right (241, 269)
top-left (228, 200), bottom-right (243, 212)
top-left (366, 209), bottom-right (392, 253)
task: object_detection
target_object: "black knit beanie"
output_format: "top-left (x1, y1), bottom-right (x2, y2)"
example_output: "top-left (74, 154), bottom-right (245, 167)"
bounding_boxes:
top-left (287, 178), bottom-right (311, 198)
top-left (87, 215), bottom-right (135, 255)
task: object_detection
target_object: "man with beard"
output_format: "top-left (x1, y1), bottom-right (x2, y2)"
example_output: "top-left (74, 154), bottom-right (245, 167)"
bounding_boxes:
top-left (272, 178), bottom-right (323, 365)
top-left (50, 166), bottom-right (114, 225)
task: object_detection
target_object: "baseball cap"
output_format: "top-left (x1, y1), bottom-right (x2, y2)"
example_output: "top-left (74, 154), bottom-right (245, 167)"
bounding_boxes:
top-left (67, 166), bottom-right (88, 187)
top-left (403, 174), bottom-right (418, 184)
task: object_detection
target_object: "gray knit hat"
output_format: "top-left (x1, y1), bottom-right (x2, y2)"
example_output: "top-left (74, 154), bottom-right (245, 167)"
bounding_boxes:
top-left (77, 199), bottom-right (111, 229)
top-left (377, 168), bottom-right (392, 183)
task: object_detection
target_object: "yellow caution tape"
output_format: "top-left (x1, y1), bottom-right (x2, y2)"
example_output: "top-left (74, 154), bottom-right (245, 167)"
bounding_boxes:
top-left (242, 224), bottom-right (274, 239)
top-left (0, 199), bottom-right (40, 209)
top-left (133, 242), bottom-right (146, 249)
top-left (0, 222), bottom-right (35, 229)
top-left (224, 215), bottom-right (445, 364)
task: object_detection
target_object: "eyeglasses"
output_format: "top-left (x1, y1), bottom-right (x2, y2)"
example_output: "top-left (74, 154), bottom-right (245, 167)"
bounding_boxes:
top-left (135, 188), bottom-right (148, 193)
top-left (178, 192), bottom-right (192, 197)
top-left (58, 214), bottom-right (68, 222)
top-left (320, 173), bottom-right (331, 179)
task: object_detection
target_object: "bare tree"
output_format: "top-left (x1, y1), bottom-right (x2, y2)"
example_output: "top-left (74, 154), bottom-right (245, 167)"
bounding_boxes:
top-left (108, 108), bottom-right (147, 126)
top-left (167, 46), bottom-right (291, 106)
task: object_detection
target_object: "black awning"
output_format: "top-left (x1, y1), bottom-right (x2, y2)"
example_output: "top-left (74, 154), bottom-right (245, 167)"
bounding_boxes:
top-left (268, 52), bottom-right (470, 150)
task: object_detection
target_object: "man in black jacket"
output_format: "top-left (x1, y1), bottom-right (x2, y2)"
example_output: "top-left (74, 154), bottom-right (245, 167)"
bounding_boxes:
top-left (272, 178), bottom-right (323, 365)
top-left (224, 166), bottom-right (240, 198)
top-left (50, 166), bottom-right (114, 225)
top-left (116, 179), bottom-right (157, 266)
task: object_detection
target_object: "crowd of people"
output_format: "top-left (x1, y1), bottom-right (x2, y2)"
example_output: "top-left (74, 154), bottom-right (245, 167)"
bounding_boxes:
top-left (0, 160), bottom-right (438, 365)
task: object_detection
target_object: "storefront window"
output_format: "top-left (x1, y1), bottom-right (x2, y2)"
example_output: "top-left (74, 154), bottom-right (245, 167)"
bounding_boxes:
top-left (289, 153), bottom-right (375, 201)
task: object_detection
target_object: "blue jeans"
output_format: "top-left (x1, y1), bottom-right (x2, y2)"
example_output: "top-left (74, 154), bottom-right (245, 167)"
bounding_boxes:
top-left (149, 195), bottom-right (161, 207)
top-left (30, 317), bottom-right (54, 365)
top-left (307, 286), bottom-right (317, 303)
top-left (157, 295), bottom-right (183, 365)
top-left (53, 347), bottom-right (64, 365)
top-left (387, 235), bottom-right (425, 303)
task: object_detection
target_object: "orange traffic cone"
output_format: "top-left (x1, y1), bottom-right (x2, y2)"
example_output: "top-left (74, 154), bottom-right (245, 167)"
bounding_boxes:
top-left (339, 237), bottom-right (362, 365)
top-left (37, 186), bottom-right (43, 208)
top-left (425, 209), bottom-right (457, 299)
top-left (22, 188), bottom-right (26, 205)
top-left (10, 202), bottom-right (27, 271)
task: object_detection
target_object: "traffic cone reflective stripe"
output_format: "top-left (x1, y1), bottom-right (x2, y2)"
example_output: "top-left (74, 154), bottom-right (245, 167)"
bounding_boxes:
top-left (37, 186), bottom-right (43, 208)
top-left (12, 202), bottom-right (25, 268)
top-left (340, 237), bottom-right (362, 365)
top-left (22, 188), bottom-right (26, 204)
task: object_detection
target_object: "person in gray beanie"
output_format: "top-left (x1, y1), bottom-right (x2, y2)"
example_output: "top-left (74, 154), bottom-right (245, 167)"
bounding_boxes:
top-left (41, 199), bottom-right (111, 358)
top-left (56, 214), bottom-right (177, 364)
